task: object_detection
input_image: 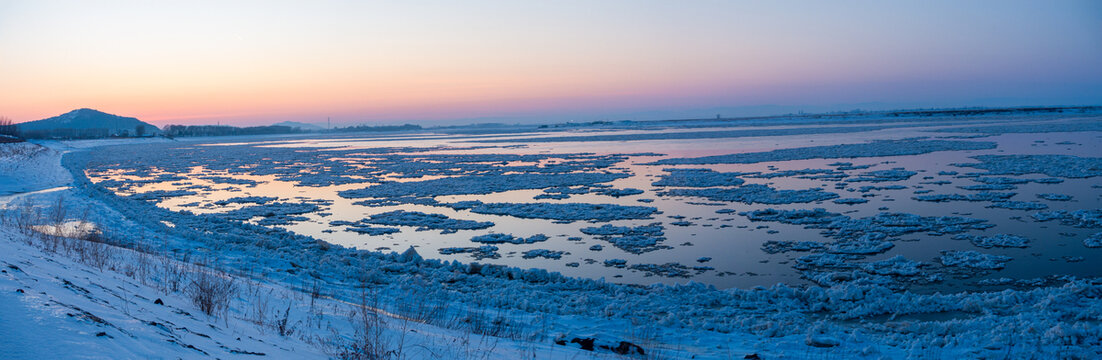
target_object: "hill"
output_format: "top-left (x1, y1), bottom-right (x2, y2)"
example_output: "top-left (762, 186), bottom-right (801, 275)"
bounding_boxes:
top-left (17, 108), bottom-right (161, 138)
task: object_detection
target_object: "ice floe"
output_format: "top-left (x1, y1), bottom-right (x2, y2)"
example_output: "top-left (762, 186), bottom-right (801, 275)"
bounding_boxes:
top-left (847, 169), bottom-right (917, 182)
top-left (650, 139), bottom-right (996, 165)
top-left (832, 198), bottom-right (869, 205)
top-left (938, 250), bottom-right (1013, 270)
top-left (628, 262), bottom-right (711, 278)
top-left (1036, 193), bottom-right (1073, 201)
top-left (521, 249), bottom-right (566, 259)
top-left (591, 187), bottom-right (644, 197)
top-left (986, 201), bottom-right (1048, 211)
top-left (602, 259), bottom-right (627, 268)
top-left (953, 233), bottom-right (1031, 248)
top-left (1031, 209), bottom-right (1102, 228)
top-left (935, 120), bottom-right (1102, 134)
top-left (127, 189), bottom-right (198, 201)
top-left (439, 245), bottom-right (500, 259)
top-left (651, 168), bottom-right (747, 187)
top-left (913, 191), bottom-right (1017, 202)
top-left (1084, 232), bottom-right (1102, 248)
top-left (470, 233), bottom-right (549, 244)
top-left (749, 168), bottom-right (847, 180)
top-left (743, 208), bottom-right (993, 240)
top-left (954, 155), bottom-right (1102, 178)
top-left (217, 202), bottom-right (321, 225)
top-left (861, 255), bottom-right (929, 277)
top-left (761, 240), bottom-right (827, 254)
top-left (339, 172), bottom-right (630, 199)
top-left (579, 223), bottom-right (664, 236)
top-left (827, 240), bottom-right (895, 255)
top-left (359, 210), bottom-right (494, 234)
top-left (855, 185), bottom-right (907, 193)
top-left (580, 223), bottom-right (669, 253)
top-left (459, 202), bottom-right (657, 222)
top-left (213, 195), bottom-right (278, 205)
top-left (659, 184), bottom-right (839, 204)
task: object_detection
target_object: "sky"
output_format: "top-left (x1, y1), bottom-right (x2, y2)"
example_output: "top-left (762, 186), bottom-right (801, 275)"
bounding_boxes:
top-left (1, 1), bottom-right (1101, 126)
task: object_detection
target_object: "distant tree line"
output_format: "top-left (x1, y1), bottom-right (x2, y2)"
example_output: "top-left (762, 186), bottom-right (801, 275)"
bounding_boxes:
top-left (162, 125), bottom-right (303, 137)
top-left (882, 106), bottom-right (1096, 118)
top-left (0, 116), bottom-right (23, 143)
top-left (16, 126), bottom-right (156, 140)
top-left (162, 123), bottom-right (422, 137)
top-left (18, 122), bottom-right (425, 140)
top-left (19, 128), bottom-right (113, 140)
top-left (330, 124), bottom-right (422, 133)
top-left (539, 120), bottom-right (614, 129)
top-left (5, 117), bottom-right (431, 141)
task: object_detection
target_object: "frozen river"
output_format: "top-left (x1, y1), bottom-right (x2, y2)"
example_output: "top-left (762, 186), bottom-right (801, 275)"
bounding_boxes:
top-left (79, 112), bottom-right (1102, 290)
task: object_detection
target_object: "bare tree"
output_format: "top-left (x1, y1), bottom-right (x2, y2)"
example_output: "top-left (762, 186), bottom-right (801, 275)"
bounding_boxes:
top-left (0, 116), bottom-right (20, 139)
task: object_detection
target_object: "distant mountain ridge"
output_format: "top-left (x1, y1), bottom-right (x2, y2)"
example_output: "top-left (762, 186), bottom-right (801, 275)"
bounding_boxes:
top-left (18, 108), bottom-right (161, 137)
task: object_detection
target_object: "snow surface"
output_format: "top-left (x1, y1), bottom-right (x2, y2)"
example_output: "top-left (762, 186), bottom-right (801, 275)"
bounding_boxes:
top-left (0, 143), bottom-right (72, 195)
top-left (0, 228), bottom-right (325, 359)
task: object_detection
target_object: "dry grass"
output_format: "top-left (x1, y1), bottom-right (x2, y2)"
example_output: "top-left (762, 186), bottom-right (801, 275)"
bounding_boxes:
top-left (186, 262), bottom-right (238, 317)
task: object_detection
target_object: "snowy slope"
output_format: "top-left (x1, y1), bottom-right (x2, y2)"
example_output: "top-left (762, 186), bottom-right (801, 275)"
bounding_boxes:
top-left (0, 142), bottom-right (71, 195)
top-left (0, 226), bottom-right (328, 359)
